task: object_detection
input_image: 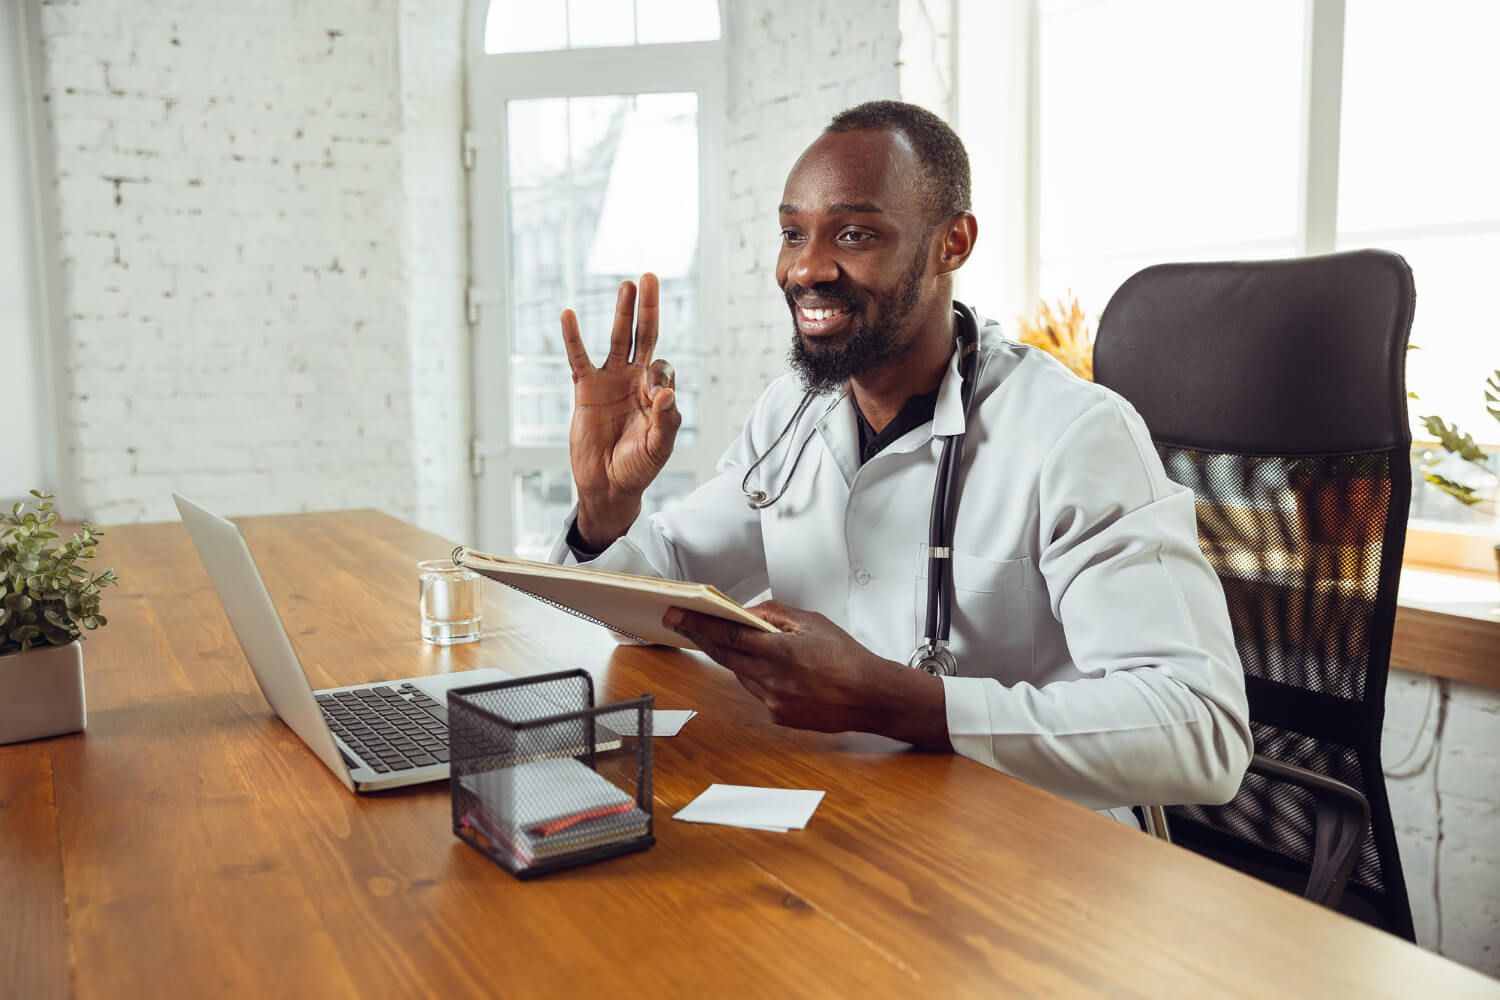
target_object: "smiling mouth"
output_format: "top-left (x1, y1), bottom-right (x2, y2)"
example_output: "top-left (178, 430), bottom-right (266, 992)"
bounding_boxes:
top-left (796, 304), bottom-right (853, 335)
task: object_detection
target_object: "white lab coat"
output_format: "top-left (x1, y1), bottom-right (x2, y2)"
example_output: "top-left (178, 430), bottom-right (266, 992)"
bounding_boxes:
top-left (552, 314), bottom-right (1253, 813)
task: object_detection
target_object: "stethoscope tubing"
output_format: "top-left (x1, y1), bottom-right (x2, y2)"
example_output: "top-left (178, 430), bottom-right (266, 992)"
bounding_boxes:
top-left (741, 302), bottom-right (983, 676)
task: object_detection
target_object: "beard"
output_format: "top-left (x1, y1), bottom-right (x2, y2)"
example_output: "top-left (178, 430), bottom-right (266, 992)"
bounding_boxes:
top-left (784, 241), bottom-right (928, 394)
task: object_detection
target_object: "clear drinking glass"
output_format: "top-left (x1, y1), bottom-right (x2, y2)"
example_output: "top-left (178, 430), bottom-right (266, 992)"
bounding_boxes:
top-left (418, 560), bottom-right (483, 645)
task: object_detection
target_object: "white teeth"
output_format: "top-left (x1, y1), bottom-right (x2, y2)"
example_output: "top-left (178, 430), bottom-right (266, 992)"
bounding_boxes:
top-left (799, 306), bottom-right (847, 321)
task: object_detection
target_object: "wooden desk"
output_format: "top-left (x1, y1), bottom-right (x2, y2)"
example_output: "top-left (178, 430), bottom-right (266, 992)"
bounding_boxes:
top-left (4, 511), bottom-right (1497, 998)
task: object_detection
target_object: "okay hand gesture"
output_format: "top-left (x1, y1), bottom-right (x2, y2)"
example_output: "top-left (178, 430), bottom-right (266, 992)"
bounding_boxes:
top-left (561, 273), bottom-right (682, 548)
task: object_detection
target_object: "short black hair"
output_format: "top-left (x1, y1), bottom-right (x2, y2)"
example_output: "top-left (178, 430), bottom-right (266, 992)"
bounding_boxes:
top-left (825, 100), bottom-right (972, 224)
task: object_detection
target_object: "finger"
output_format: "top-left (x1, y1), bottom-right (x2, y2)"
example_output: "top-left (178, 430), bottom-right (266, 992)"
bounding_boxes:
top-left (743, 602), bottom-right (803, 631)
top-left (607, 280), bottom-right (637, 365)
top-left (645, 387), bottom-right (681, 462)
top-left (560, 309), bottom-right (593, 380)
top-left (632, 272), bottom-right (660, 365)
top-left (647, 358), bottom-right (676, 394)
top-left (664, 608), bottom-right (773, 675)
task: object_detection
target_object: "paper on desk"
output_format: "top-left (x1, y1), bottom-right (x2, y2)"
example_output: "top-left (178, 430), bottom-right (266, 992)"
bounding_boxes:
top-left (652, 710), bottom-right (696, 736)
top-left (672, 783), bottom-right (825, 832)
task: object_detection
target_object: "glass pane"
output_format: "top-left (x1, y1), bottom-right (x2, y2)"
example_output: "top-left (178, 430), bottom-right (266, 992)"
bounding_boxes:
top-left (568, 0), bottom-right (636, 48)
top-left (1338, 0), bottom-right (1500, 234)
top-left (1338, 231), bottom-right (1500, 445)
top-left (513, 467), bottom-right (699, 561)
top-left (485, 0), bottom-right (721, 53)
top-left (637, 0), bottom-right (722, 44)
top-left (1409, 448), bottom-right (1500, 530)
top-left (514, 469), bottom-right (576, 560)
top-left (1038, 0), bottom-right (1304, 262)
top-left (506, 93), bottom-right (701, 448)
top-left (484, 1), bottom-right (567, 54)
top-left (1038, 241), bottom-right (1299, 323)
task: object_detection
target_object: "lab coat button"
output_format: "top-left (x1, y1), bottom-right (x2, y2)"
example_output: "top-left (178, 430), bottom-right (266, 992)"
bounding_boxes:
top-left (853, 568), bottom-right (871, 585)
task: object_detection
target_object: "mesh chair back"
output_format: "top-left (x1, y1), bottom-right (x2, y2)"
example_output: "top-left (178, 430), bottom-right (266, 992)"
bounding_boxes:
top-left (1094, 250), bottom-right (1417, 939)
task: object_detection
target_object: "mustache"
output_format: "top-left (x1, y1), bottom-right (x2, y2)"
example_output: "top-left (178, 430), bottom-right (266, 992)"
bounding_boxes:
top-left (782, 281), bottom-right (866, 310)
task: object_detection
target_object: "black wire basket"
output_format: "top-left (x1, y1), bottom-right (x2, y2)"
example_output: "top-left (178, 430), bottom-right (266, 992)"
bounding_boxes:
top-left (448, 669), bottom-right (654, 879)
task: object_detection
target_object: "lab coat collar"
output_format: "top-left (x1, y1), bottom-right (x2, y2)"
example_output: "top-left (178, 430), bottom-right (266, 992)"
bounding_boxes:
top-left (812, 313), bottom-right (985, 475)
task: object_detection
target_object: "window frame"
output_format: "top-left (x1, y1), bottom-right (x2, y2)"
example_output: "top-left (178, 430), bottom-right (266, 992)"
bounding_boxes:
top-left (464, 2), bottom-right (727, 555)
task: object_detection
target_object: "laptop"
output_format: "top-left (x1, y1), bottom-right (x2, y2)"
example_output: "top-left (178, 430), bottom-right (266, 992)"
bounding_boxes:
top-left (173, 493), bottom-right (514, 793)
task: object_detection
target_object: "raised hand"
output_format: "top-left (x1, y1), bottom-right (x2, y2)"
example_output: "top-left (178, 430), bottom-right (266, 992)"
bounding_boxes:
top-left (561, 273), bottom-right (682, 549)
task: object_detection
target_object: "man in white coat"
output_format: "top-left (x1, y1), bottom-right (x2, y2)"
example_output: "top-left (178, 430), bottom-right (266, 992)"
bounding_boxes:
top-left (551, 101), bottom-right (1252, 817)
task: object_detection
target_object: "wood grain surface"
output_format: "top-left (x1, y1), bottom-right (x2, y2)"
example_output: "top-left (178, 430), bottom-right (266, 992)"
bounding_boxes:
top-left (4, 509), bottom-right (1497, 999)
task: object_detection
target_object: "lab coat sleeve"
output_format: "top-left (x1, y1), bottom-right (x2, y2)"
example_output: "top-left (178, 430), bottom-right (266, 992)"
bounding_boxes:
top-left (940, 396), bottom-right (1253, 810)
top-left (547, 406), bottom-right (775, 605)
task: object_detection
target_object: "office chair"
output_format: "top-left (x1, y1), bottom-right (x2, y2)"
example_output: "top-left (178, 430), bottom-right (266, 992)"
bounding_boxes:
top-left (1094, 249), bottom-right (1418, 941)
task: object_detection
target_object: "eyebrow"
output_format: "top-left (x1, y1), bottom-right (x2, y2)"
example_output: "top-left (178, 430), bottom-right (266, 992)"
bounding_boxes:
top-left (778, 202), bottom-right (885, 216)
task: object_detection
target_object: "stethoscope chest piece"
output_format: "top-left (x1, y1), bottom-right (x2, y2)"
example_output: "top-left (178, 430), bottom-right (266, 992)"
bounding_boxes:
top-left (908, 642), bottom-right (957, 677)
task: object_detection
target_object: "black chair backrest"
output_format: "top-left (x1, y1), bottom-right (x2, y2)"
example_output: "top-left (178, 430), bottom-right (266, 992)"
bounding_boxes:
top-left (1094, 250), bottom-right (1417, 939)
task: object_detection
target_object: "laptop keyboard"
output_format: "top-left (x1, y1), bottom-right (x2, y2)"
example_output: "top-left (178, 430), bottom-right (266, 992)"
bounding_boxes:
top-left (316, 683), bottom-right (451, 773)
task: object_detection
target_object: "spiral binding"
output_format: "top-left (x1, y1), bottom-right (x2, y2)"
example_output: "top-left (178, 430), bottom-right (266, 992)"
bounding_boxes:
top-left (452, 547), bottom-right (651, 645)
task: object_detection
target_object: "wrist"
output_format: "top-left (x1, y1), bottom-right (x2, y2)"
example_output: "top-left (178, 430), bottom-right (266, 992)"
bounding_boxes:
top-left (872, 664), bottom-right (952, 751)
top-left (576, 494), bottom-right (642, 551)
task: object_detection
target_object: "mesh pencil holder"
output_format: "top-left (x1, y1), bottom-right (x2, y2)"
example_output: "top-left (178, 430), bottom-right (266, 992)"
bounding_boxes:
top-left (448, 669), bottom-right (654, 880)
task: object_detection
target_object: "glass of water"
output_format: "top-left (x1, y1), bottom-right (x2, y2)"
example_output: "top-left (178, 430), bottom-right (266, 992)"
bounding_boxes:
top-left (418, 560), bottom-right (483, 645)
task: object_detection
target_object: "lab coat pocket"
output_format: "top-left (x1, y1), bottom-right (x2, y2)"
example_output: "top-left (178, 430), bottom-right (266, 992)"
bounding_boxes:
top-left (913, 547), bottom-right (1034, 675)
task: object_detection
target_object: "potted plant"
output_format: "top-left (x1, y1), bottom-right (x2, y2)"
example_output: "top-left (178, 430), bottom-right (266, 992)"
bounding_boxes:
top-left (1418, 369), bottom-right (1500, 582)
top-left (1418, 369), bottom-right (1500, 513)
top-left (0, 491), bottom-right (117, 745)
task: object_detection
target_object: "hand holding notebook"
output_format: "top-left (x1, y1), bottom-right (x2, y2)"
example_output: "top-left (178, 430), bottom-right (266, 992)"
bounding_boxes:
top-left (452, 548), bottom-right (778, 650)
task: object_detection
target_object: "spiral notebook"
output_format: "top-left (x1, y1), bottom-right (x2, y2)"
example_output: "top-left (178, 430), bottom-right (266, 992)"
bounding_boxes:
top-left (452, 547), bottom-right (779, 649)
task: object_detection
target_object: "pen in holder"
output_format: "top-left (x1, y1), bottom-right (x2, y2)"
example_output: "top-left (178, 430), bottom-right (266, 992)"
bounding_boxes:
top-left (448, 669), bottom-right (654, 879)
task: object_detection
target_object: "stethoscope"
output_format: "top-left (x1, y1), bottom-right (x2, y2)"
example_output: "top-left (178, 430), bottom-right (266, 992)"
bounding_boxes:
top-left (740, 301), bottom-right (983, 676)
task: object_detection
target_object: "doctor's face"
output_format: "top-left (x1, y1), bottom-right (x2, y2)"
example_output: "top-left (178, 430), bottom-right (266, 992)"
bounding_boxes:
top-left (777, 129), bottom-right (942, 392)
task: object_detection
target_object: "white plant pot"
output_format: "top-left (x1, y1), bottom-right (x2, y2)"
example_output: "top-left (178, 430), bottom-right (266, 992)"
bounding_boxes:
top-left (0, 641), bottom-right (86, 745)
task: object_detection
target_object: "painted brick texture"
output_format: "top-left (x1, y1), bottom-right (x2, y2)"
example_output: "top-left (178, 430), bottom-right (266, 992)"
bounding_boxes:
top-left (719, 0), bottom-right (902, 429)
top-left (36, 0), bottom-right (454, 527)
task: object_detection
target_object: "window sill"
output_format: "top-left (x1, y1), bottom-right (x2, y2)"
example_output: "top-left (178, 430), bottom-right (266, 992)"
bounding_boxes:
top-left (1392, 561), bottom-right (1500, 690)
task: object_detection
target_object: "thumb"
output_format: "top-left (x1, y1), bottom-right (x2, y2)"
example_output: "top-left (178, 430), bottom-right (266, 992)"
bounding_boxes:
top-left (645, 387), bottom-right (681, 459)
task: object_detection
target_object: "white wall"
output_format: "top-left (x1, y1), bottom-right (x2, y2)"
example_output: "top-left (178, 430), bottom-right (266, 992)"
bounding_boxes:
top-left (1, 1), bottom-right (53, 504)
top-left (32, 0), bottom-right (468, 530)
top-left (718, 0), bottom-right (903, 428)
top-left (1384, 668), bottom-right (1500, 973)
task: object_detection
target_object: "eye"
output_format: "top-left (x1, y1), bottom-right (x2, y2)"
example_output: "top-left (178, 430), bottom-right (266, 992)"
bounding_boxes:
top-left (838, 229), bottom-right (875, 245)
top-left (780, 229), bottom-right (806, 245)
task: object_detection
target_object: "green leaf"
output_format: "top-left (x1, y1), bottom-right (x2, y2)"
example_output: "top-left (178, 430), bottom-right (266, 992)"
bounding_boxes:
top-left (1422, 472), bottom-right (1483, 506)
top-left (1419, 416), bottom-right (1487, 462)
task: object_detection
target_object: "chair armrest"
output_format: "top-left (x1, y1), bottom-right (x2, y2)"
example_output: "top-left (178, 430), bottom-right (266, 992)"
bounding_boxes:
top-left (1248, 753), bottom-right (1371, 908)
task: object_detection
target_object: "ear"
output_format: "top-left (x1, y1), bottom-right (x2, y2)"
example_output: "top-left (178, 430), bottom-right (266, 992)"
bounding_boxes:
top-left (935, 212), bottom-right (978, 275)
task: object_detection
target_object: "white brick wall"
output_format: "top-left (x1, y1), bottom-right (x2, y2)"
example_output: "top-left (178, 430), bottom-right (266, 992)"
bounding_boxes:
top-left (718, 0), bottom-right (903, 428)
top-left (1384, 668), bottom-right (1500, 975)
top-left (35, 0), bottom-right (458, 527)
top-left (398, 0), bottom-right (471, 541)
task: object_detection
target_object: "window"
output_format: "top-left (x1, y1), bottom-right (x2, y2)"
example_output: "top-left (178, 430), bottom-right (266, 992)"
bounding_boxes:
top-left (960, 0), bottom-right (1499, 563)
top-left (467, 2), bottom-right (725, 557)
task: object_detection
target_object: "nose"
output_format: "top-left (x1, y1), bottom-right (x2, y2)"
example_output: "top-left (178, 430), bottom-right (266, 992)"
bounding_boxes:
top-left (783, 238), bottom-right (839, 289)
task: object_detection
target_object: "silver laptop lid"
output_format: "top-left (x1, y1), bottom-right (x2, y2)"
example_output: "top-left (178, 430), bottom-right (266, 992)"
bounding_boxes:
top-left (172, 494), bottom-right (354, 791)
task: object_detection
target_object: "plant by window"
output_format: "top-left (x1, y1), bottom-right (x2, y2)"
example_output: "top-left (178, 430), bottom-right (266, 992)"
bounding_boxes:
top-left (1, 491), bottom-right (118, 654)
top-left (1015, 293), bottom-right (1095, 381)
top-left (1419, 370), bottom-right (1500, 510)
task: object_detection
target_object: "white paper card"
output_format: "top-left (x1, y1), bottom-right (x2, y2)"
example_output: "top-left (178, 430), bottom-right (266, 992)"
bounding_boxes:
top-left (672, 783), bottom-right (825, 831)
top-left (652, 710), bottom-right (697, 737)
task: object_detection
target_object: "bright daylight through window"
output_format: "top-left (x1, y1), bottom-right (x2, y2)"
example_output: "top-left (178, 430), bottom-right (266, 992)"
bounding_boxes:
top-left (1034, 0), bottom-right (1499, 540)
top-left (472, 1), bottom-right (722, 557)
